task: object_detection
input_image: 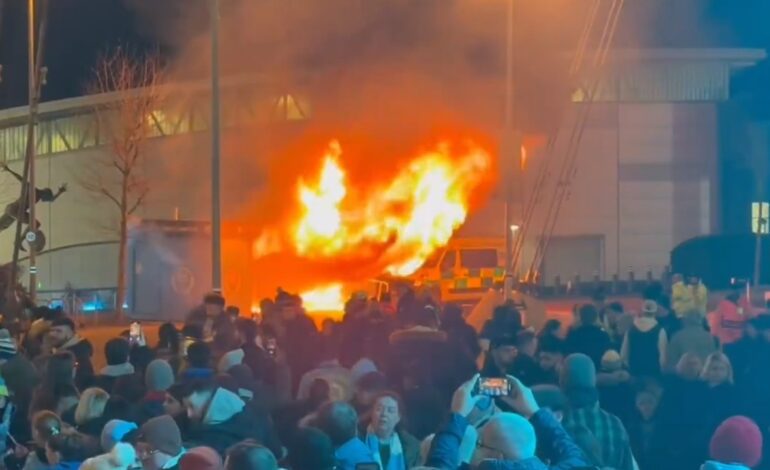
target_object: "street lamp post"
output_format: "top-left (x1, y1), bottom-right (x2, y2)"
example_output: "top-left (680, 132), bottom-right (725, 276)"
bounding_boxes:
top-left (503, 0), bottom-right (521, 298)
top-left (210, 0), bottom-right (222, 293)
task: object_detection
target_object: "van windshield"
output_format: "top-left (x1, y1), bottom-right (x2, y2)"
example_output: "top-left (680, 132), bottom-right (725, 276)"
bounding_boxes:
top-left (460, 249), bottom-right (498, 269)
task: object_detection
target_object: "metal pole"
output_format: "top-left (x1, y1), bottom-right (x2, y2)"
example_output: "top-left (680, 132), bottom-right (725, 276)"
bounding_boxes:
top-left (27, 0), bottom-right (37, 302)
top-left (210, 0), bottom-right (222, 293)
top-left (503, 0), bottom-right (517, 297)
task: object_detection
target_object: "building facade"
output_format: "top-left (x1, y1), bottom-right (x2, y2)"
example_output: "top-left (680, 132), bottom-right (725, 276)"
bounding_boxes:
top-left (0, 48), bottom-right (764, 309)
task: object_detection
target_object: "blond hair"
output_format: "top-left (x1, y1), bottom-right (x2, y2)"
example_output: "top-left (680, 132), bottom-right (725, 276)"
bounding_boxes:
top-left (74, 387), bottom-right (110, 425)
top-left (701, 352), bottom-right (734, 385)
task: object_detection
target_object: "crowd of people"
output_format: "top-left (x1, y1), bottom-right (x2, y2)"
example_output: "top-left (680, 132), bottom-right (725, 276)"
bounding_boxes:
top-left (0, 277), bottom-right (765, 470)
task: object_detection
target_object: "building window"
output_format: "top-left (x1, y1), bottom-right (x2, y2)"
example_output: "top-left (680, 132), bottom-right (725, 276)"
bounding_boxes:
top-left (752, 202), bottom-right (769, 234)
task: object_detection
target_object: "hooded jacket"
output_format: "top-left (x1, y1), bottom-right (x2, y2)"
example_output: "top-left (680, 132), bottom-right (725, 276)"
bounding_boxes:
top-left (184, 387), bottom-right (281, 457)
top-left (666, 315), bottom-right (718, 371)
top-left (427, 410), bottom-right (588, 470)
top-left (58, 335), bottom-right (94, 389)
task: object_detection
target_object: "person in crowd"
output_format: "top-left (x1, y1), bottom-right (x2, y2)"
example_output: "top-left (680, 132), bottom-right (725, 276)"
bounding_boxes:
top-left (182, 380), bottom-right (281, 457)
top-left (480, 304), bottom-right (523, 343)
top-left (533, 335), bottom-right (564, 386)
top-left (441, 303), bottom-right (481, 361)
top-left (627, 386), bottom-right (663, 470)
top-left (703, 416), bottom-right (764, 470)
top-left (389, 305), bottom-right (474, 398)
top-left (711, 290), bottom-right (757, 357)
top-left (362, 392), bottom-right (421, 469)
top-left (2, 352), bottom-right (40, 443)
top-left (0, 376), bottom-right (14, 456)
top-left (179, 447), bottom-right (223, 470)
top-left (156, 323), bottom-right (183, 374)
top-left (75, 387), bottom-right (110, 437)
top-left (738, 315), bottom-right (770, 426)
top-left (621, 299), bottom-right (668, 377)
top-left (211, 317), bottom-right (239, 363)
top-left (656, 352), bottom-right (708, 470)
top-left (510, 329), bottom-right (540, 386)
top-left (672, 274), bottom-right (708, 318)
top-left (136, 415), bottom-right (186, 470)
top-left (287, 427), bottom-right (336, 470)
top-left (141, 359), bottom-right (176, 420)
top-left (315, 401), bottom-right (374, 470)
top-left (666, 309), bottom-right (718, 372)
top-left (100, 419), bottom-right (138, 453)
top-left (279, 294), bottom-right (319, 380)
top-left (597, 350), bottom-right (634, 424)
top-left (296, 341), bottom-right (352, 402)
top-left (560, 353), bottom-right (635, 470)
top-left (80, 442), bottom-right (136, 470)
top-left (274, 378), bottom-right (329, 444)
top-left (702, 352), bottom-right (739, 434)
top-left (15, 411), bottom-right (63, 470)
top-left (427, 374), bottom-right (589, 469)
top-left (29, 351), bottom-right (80, 421)
top-left (180, 342), bottom-right (214, 382)
top-left (603, 301), bottom-right (633, 349)
top-left (537, 319), bottom-right (564, 343)
top-left (531, 384), bottom-right (604, 467)
top-left (565, 304), bottom-right (611, 368)
top-left (224, 440), bottom-right (277, 470)
top-left (351, 371), bottom-right (390, 417)
top-left (48, 316), bottom-right (94, 389)
top-left (45, 429), bottom-right (99, 470)
top-left (480, 334), bottom-right (518, 378)
top-left (95, 338), bottom-right (135, 393)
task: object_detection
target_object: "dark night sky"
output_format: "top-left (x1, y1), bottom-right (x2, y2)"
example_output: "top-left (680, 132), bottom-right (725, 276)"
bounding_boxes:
top-left (0, 0), bottom-right (769, 110)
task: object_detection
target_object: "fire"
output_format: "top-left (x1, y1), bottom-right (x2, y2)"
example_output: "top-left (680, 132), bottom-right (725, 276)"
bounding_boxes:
top-left (300, 283), bottom-right (345, 312)
top-left (253, 138), bottom-right (492, 312)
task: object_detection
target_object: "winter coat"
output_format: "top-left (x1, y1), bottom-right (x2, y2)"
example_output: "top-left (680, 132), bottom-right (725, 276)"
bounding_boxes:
top-left (666, 318), bottom-right (718, 371)
top-left (335, 437), bottom-right (376, 470)
top-left (565, 324), bottom-right (611, 369)
top-left (427, 410), bottom-right (588, 470)
top-left (710, 298), bottom-right (756, 346)
top-left (701, 462), bottom-right (750, 470)
top-left (183, 387), bottom-right (281, 457)
top-left (58, 336), bottom-right (95, 390)
top-left (672, 281), bottom-right (708, 318)
top-left (621, 317), bottom-right (667, 377)
top-left (93, 363), bottom-right (135, 394)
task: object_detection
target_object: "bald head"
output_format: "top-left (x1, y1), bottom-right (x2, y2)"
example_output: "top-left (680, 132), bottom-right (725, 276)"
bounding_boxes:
top-left (225, 440), bottom-right (277, 470)
top-left (481, 413), bottom-right (537, 461)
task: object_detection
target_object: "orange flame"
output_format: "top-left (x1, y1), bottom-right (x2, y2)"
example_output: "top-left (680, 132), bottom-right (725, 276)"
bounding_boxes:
top-left (253, 139), bottom-right (491, 311)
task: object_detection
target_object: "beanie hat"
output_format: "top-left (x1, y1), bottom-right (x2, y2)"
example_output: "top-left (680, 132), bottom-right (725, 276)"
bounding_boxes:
top-left (139, 415), bottom-right (183, 456)
top-left (80, 443), bottom-right (137, 470)
top-left (216, 348), bottom-right (244, 373)
top-left (180, 447), bottom-right (223, 470)
top-left (0, 330), bottom-right (17, 361)
top-left (709, 416), bottom-right (763, 468)
top-left (145, 359), bottom-right (174, 392)
top-left (601, 350), bottom-right (623, 372)
top-left (100, 419), bottom-right (138, 452)
top-left (560, 353), bottom-right (597, 390)
top-left (532, 384), bottom-right (567, 412)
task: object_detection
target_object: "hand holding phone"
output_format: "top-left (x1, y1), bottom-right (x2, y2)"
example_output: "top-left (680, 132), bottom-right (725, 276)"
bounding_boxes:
top-left (498, 376), bottom-right (540, 419)
top-left (475, 377), bottom-right (512, 397)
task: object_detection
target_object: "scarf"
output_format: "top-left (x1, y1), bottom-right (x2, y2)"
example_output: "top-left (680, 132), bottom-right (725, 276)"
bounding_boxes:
top-left (365, 425), bottom-right (405, 470)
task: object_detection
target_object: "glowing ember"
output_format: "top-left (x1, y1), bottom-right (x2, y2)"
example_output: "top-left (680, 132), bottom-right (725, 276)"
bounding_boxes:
top-left (255, 138), bottom-right (492, 312)
top-left (300, 283), bottom-right (345, 312)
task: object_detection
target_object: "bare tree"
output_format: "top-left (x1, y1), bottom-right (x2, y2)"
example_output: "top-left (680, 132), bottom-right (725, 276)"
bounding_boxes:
top-left (81, 47), bottom-right (164, 319)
